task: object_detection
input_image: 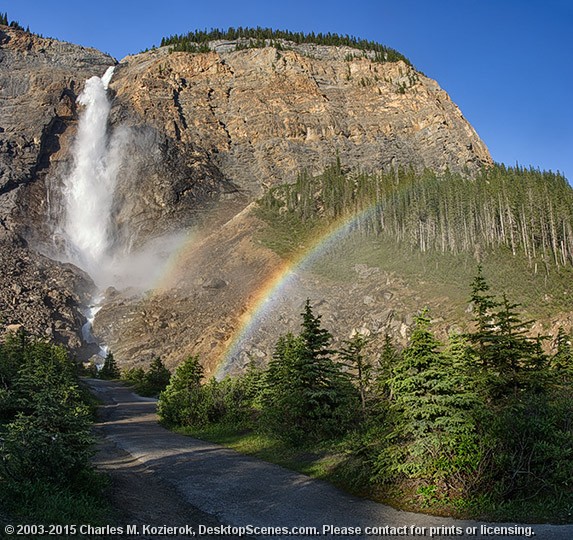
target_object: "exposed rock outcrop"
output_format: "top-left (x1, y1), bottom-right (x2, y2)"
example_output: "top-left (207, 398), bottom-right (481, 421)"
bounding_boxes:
top-left (0, 237), bottom-right (94, 351)
top-left (1, 27), bottom-right (494, 366)
top-left (112, 42), bottom-right (491, 199)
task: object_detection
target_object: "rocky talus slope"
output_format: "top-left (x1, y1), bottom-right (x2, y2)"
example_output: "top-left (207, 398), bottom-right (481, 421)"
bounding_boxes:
top-left (1, 25), bottom-right (493, 368)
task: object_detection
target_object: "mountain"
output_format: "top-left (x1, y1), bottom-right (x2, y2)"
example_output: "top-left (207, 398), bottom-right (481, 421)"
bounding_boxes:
top-left (4, 23), bottom-right (568, 376)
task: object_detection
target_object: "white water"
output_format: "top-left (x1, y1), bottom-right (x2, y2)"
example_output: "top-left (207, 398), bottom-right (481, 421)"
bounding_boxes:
top-left (81, 294), bottom-right (107, 364)
top-left (58, 67), bottom-right (193, 357)
top-left (62, 66), bottom-right (118, 281)
top-left (59, 66), bottom-right (189, 291)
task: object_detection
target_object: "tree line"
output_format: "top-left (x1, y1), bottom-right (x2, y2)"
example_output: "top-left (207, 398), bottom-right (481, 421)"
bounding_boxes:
top-left (160, 26), bottom-right (411, 65)
top-left (157, 269), bottom-right (573, 518)
top-left (0, 12), bottom-right (26, 31)
top-left (257, 162), bottom-right (573, 271)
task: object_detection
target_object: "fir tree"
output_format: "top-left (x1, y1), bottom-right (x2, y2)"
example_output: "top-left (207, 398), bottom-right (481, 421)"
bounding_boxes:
top-left (141, 357), bottom-right (171, 396)
top-left (376, 333), bottom-right (399, 399)
top-left (466, 266), bottom-right (499, 367)
top-left (99, 351), bottom-right (120, 380)
top-left (339, 331), bottom-right (371, 415)
top-left (158, 355), bottom-right (204, 426)
top-left (261, 301), bottom-right (357, 442)
top-left (551, 326), bottom-right (573, 386)
top-left (386, 310), bottom-right (480, 480)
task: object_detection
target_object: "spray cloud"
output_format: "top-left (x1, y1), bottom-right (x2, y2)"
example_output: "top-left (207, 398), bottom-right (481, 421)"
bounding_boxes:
top-left (60, 66), bottom-right (189, 291)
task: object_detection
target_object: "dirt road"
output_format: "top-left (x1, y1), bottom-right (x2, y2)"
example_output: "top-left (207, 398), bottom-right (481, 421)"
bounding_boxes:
top-left (87, 378), bottom-right (573, 540)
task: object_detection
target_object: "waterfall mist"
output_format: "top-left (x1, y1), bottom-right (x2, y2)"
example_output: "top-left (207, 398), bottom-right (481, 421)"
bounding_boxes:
top-left (57, 67), bottom-right (189, 291)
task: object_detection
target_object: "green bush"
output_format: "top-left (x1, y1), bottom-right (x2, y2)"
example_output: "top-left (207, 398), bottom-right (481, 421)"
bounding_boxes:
top-left (259, 301), bottom-right (359, 444)
top-left (158, 355), bottom-right (204, 426)
top-left (122, 358), bottom-right (171, 397)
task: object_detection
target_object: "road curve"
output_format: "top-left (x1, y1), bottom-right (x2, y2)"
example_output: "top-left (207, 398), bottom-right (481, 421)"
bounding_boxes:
top-left (86, 378), bottom-right (573, 540)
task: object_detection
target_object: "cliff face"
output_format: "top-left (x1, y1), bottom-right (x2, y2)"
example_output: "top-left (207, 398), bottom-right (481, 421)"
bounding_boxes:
top-left (0, 26), bottom-right (115, 224)
top-left (1, 27), bottom-right (493, 366)
top-left (112, 42), bottom-right (490, 198)
top-left (0, 26), bottom-right (114, 349)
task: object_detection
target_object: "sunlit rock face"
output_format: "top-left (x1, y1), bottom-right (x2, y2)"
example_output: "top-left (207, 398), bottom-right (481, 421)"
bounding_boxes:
top-left (1, 26), bottom-right (492, 364)
top-left (112, 41), bottom-right (491, 199)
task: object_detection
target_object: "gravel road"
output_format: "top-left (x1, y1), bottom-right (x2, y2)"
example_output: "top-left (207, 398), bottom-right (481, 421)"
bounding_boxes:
top-left (86, 378), bottom-right (573, 540)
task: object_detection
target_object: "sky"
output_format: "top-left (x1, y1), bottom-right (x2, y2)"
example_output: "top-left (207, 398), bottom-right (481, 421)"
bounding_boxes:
top-left (3, 0), bottom-right (572, 182)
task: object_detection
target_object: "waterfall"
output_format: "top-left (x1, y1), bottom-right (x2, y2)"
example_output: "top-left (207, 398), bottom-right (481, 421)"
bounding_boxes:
top-left (62, 66), bottom-right (117, 283)
top-left (59, 66), bottom-right (116, 360)
top-left (81, 293), bottom-right (108, 365)
top-left (59, 66), bottom-right (186, 290)
top-left (58, 66), bottom-right (189, 359)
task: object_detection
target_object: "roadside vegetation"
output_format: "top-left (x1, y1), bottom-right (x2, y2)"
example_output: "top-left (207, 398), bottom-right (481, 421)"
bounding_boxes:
top-left (157, 163), bottom-right (573, 522)
top-left (0, 329), bottom-right (111, 526)
top-left (158, 274), bottom-right (573, 523)
top-left (121, 357), bottom-right (171, 397)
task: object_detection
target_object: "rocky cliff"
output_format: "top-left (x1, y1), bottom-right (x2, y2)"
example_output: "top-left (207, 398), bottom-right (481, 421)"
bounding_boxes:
top-left (0, 25), bottom-right (114, 348)
top-left (112, 41), bottom-right (491, 198)
top-left (1, 25), bottom-right (494, 368)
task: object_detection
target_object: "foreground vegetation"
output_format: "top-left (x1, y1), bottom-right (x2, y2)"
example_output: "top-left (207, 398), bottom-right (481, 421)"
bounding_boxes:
top-left (157, 269), bottom-right (573, 522)
top-left (0, 330), bottom-right (111, 526)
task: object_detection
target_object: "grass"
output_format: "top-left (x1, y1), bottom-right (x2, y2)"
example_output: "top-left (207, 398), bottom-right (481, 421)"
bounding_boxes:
top-left (173, 421), bottom-right (573, 524)
top-left (256, 204), bottom-right (573, 329)
top-left (174, 423), bottom-right (347, 479)
top-left (312, 235), bottom-right (573, 318)
top-left (0, 473), bottom-right (114, 529)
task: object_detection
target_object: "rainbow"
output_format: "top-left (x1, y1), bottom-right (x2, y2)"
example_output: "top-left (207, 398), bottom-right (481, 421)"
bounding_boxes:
top-left (215, 204), bottom-right (377, 377)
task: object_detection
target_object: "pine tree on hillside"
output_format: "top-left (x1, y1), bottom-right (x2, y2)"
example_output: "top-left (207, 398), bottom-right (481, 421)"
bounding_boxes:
top-left (386, 310), bottom-right (480, 480)
top-left (551, 326), bottom-right (573, 386)
top-left (142, 357), bottom-right (171, 396)
top-left (376, 334), bottom-right (399, 398)
top-left (466, 266), bottom-right (499, 367)
top-left (158, 355), bottom-right (204, 426)
top-left (261, 301), bottom-right (357, 442)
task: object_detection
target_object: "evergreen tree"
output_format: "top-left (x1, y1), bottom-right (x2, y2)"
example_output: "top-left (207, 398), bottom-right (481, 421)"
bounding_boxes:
top-left (261, 301), bottom-right (357, 442)
top-left (141, 357), bottom-right (171, 396)
top-left (376, 333), bottom-right (399, 399)
top-left (158, 355), bottom-right (204, 426)
top-left (260, 333), bottom-right (306, 441)
top-left (384, 311), bottom-right (480, 482)
top-left (0, 340), bottom-right (94, 486)
top-left (99, 351), bottom-right (120, 380)
top-left (339, 332), bottom-right (371, 415)
top-left (466, 266), bottom-right (499, 367)
top-left (551, 327), bottom-right (573, 381)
